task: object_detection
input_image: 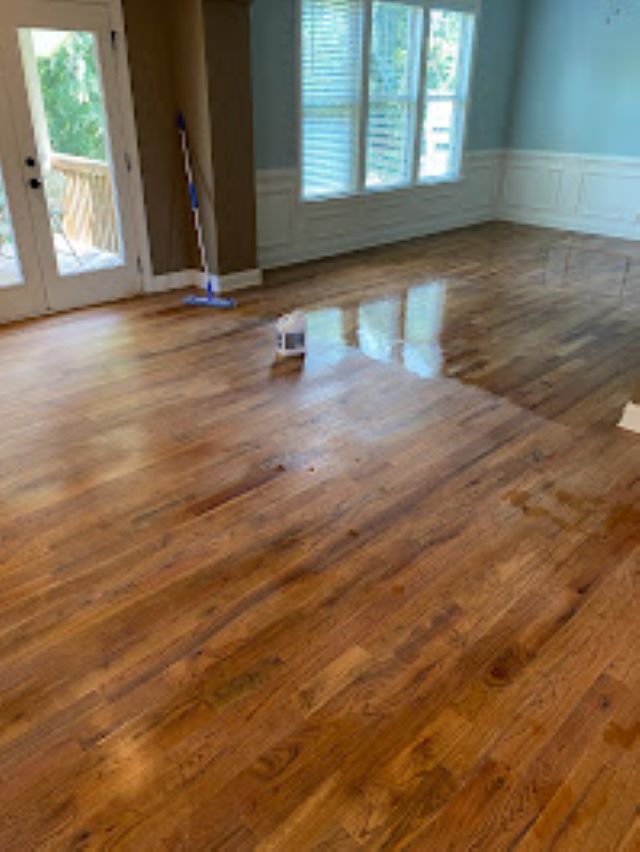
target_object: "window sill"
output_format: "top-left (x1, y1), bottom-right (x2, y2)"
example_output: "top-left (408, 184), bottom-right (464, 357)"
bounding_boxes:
top-left (300, 174), bottom-right (464, 205)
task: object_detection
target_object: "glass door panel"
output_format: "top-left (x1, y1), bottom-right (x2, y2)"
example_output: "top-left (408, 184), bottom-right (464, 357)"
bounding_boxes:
top-left (19, 28), bottom-right (125, 279)
top-left (0, 36), bottom-right (48, 323)
top-left (0, 166), bottom-right (23, 288)
top-left (0, 0), bottom-right (143, 317)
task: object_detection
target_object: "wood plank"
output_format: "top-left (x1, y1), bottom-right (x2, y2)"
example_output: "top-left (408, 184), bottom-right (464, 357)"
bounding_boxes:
top-left (0, 222), bottom-right (638, 849)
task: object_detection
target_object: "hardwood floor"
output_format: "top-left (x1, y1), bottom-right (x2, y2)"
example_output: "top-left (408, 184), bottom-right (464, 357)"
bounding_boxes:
top-left (0, 222), bottom-right (638, 850)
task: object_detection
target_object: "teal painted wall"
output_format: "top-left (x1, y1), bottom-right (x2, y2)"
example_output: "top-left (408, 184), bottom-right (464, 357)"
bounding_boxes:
top-left (466, 0), bottom-right (525, 152)
top-left (251, 0), bottom-right (525, 171)
top-left (508, 0), bottom-right (640, 156)
top-left (251, 0), bottom-right (298, 170)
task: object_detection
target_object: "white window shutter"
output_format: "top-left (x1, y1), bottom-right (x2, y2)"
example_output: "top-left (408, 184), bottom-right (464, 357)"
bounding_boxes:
top-left (366, 2), bottom-right (423, 190)
top-left (301, 0), bottom-right (364, 199)
top-left (420, 9), bottom-right (475, 181)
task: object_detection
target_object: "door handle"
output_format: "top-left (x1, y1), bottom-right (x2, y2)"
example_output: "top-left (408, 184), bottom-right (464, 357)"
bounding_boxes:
top-left (28, 178), bottom-right (43, 190)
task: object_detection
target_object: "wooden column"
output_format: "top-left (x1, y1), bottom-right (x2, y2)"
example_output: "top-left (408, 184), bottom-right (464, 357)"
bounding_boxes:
top-left (202, 0), bottom-right (258, 276)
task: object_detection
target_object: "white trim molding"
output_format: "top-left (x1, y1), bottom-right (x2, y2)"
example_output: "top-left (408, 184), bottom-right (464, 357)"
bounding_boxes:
top-left (149, 271), bottom-right (204, 293)
top-left (256, 150), bottom-right (501, 268)
top-left (109, 0), bottom-right (154, 295)
top-left (497, 150), bottom-right (640, 241)
top-left (212, 268), bottom-right (264, 293)
top-left (151, 268), bottom-right (263, 294)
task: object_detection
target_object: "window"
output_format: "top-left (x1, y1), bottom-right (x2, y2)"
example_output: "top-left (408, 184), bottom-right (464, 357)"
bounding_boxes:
top-left (301, 0), bottom-right (476, 200)
top-left (420, 10), bottom-right (475, 180)
top-left (301, 0), bottom-right (364, 199)
top-left (366, 2), bottom-right (422, 190)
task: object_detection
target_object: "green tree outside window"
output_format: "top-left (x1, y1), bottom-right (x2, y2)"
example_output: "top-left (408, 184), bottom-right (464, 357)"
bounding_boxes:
top-left (37, 32), bottom-right (107, 162)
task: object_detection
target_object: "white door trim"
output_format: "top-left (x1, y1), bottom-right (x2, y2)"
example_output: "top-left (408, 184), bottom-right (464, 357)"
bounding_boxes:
top-left (108, 0), bottom-right (153, 294)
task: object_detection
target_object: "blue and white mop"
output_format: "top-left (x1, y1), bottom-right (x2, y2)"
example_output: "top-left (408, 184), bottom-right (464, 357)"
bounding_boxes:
top-left (178, 113), bottom-right (235, 309)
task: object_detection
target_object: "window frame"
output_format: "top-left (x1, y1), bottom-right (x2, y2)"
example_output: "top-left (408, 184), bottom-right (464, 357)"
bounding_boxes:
top-left (298, 0), bottom-right (480, 203)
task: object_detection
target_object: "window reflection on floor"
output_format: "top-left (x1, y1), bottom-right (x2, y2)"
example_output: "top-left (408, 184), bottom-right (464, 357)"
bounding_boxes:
top-left (403, 283), bottom-right (445, 377)
top-left (305, 281), bottom-right (445, 378)
top-left (359, 298), bottom-right (403, 364)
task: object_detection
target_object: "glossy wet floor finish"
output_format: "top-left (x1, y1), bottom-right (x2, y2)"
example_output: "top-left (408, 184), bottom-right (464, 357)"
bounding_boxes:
top-left (0, 223), bottom-right (639, 850)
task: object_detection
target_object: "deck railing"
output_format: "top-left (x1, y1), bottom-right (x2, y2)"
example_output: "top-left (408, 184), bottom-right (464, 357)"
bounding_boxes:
top-left (50, 153), bottom-right (119, 254)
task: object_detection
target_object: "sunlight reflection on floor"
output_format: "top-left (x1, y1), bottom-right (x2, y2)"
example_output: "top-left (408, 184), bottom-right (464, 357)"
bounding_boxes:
top-left (305, 281), bottom-right (446, 379)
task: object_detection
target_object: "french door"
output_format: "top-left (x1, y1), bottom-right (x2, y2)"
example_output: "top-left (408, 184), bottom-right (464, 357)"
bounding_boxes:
top-left (0, 0), bottom-right (144, 323)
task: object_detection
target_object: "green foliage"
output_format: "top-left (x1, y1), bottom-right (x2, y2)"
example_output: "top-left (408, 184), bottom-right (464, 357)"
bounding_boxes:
top-left (37, 32), bottom-right (107, 162)
top-left (427, 11), bottom-right (464, 94)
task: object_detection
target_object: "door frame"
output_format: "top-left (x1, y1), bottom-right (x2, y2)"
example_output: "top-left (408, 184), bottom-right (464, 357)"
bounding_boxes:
top-left (0, 0), bottom-right (152, 323)
top-left (0, 61), bottom-right (49, 319)
top-left (107, 0), bottom-right (152, 295)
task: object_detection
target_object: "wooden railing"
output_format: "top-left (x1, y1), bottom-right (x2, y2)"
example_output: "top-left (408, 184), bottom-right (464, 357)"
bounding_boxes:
top-left (50, 153), bottom-right (119, 254)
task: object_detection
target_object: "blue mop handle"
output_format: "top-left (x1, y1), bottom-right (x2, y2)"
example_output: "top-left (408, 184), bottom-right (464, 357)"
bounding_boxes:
top-left (177, 112), bottom-right (218, 296)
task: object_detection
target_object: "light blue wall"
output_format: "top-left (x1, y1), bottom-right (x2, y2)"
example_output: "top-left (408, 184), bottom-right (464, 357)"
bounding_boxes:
top-left (466, 0), bottom-right (525, 152)
top-left (251, 0), bottom-right (525, 171)
top-left (251, 0), bottom-right (640, 170)
top-left (251, 0), bottom-right (298, 170)
top-left (509, 0), bottom-right (640, 156)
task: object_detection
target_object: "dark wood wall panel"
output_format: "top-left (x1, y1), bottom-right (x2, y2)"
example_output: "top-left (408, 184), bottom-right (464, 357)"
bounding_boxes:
top-left (203, 0), bottom-right (258, 275)
top-left (121, 0), bottom-right (199, 276)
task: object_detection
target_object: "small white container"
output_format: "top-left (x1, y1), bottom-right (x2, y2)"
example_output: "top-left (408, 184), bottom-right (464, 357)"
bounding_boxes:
top-left (276, 310), bottom-right (307, 358)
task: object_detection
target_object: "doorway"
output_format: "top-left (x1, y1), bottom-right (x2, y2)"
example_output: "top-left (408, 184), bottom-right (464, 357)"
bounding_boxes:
top-left (0, 0), bottom-right (146, 323)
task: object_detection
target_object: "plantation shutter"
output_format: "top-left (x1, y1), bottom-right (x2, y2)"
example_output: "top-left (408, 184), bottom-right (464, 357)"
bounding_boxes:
top-left (420, 9), bottom-right (476, 180)
top-left (366, 1), bottom-right (423, 190)
top-left (301, 0), bottom-right (364, 199)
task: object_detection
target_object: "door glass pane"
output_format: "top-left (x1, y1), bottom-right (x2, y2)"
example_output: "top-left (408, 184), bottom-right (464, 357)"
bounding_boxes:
top-left (19, 28), bottom-right (124, 276)
top-left (0, 166), bottom-right (23, 288)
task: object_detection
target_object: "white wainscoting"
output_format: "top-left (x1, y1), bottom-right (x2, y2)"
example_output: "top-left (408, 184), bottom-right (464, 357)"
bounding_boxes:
top-left (256, 150), bottom-right (640, 270)
top-left (497, 151), bottom-right (640, 241)
top-left (256, 151), bottom-right (502, 269)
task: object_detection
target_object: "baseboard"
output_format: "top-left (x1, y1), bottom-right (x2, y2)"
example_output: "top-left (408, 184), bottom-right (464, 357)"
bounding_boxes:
top-left (150, 268), bottom-right (263, 295)
top-left (210, 268), bottom-right (263, 293)
top-left (148, 270), bottom-right (204, 293)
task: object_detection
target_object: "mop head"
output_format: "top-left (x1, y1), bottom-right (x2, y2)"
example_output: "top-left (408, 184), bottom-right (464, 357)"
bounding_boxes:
top-left (184, 294), bottom-right (236, 309)
top-left (184, 280), bottom-right (236, 309)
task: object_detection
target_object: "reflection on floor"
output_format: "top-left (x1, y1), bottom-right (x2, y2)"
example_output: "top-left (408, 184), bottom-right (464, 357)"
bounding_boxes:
top-left (304, 240), bottom-right (640, 383)
top-left (0, 237), bottom-right (121, 289)
top-left (306, 282), bottom-right (446, 378)
top-left (54, 233), bottom-right (122, 276)
top-left (0, 223), bottom-right (638, 850)
top-left (269, 223), bottom-right (640, 428)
